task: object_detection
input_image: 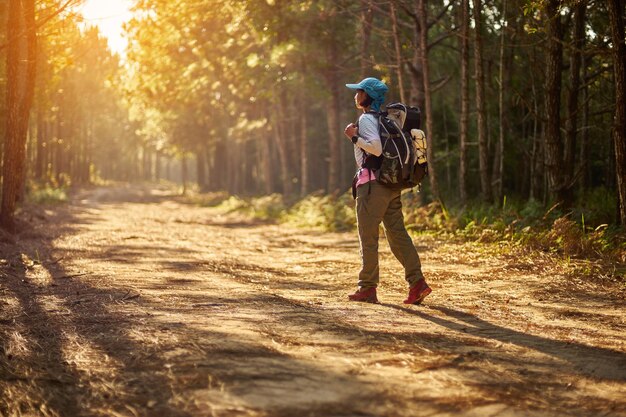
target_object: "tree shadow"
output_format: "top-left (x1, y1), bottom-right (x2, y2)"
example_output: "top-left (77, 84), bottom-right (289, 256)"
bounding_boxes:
top-left (384, 303), bottom-right (626, 382)
top-left (531, 280), bottom-right (626, 309)
top-left (1, 221), bottom-right (197, 416)
top-left (1, 264), bottom-right (92, 417)
top-left (7, 186), bottom-right (623, 416)
top-left (0, 196), bottom-right (400, 416)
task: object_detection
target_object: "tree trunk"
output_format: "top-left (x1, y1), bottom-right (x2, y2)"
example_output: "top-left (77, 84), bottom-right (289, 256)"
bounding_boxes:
top-left (181, 154), bottom-right (188, 195)
top-left (263, 132), bottom-right (273, 195)
top-left (142, 145), bottom-right (149, 181)
top-left (390, 1), bottom-right (405, 103)
top-left (607, 0), bottom-right (626, 225)
top-left (409, 1), bottom-right (424, 110)
top-left (196, 148), bottom-right (206, 191)
top-left (543, 0), bottom-right (566, 205)
top-left (54, 116), bottom-right (62, 185)
top-left (417, 0), bottom-right (439, 199)
top-left (43, 120), bottom-right (50, 180)
top-left (299, 85), bottom-right (309, 197)
top-left (325, 61), bottom-right (341, 194)
top-left (458, 0), bottom-right (470, 204)
top-left (213, 139), bottom-right (226, 190)
top-left (155, 150), bottom-right (161, 181)
top-left (35, 102), bottom-right (45, 180)
top-left (359, 0), bottom-right (374, 79)
top-left (472, 0), bottom-right (491, 203)
top-left (579, 54), bottom-right (590, 194)
top-left (493, 0), bottom-right (508, 205)
top-left (235, 141), bottom-right (243, 194)
top-left (224, 143), bottom-right (237, 195)
top-left (275, 94), bottom-right (292, 196)
top-left (443, 109), bottom-right (451, 190)
top-left (1, 0), bottom-right (37, 230)
top-left (529, 46), bottom-right (543, 201)
top-left (564, 0), bottom-right (587, 201)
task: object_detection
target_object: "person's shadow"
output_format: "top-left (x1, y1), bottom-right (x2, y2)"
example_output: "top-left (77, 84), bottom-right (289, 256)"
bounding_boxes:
top-left (384, 303), bottom-right (626, 382)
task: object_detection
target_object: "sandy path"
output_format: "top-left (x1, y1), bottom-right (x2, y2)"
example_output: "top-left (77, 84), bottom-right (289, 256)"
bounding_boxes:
top-left (1, 185), bottom-right (625, 417)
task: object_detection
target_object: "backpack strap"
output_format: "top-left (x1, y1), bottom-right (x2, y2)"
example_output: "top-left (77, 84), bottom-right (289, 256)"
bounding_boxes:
top-left (356, 112), bottom-right (383, 171)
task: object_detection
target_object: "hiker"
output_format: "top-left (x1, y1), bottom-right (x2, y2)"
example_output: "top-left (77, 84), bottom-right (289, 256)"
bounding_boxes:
top-left (343, 77), bottom-right (432, 305)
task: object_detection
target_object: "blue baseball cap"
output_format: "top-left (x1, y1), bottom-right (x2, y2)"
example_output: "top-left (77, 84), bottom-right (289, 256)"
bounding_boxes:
top-left (345, 77), bottom-right (388, 111)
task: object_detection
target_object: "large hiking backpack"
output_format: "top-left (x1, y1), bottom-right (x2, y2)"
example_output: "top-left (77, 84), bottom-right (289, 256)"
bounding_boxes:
top-left (363, 103), bottom-right (428, 190)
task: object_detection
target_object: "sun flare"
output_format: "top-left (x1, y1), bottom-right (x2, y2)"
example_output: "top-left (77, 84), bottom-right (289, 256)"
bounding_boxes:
top-left (79, 0), bottom-right (133, 56)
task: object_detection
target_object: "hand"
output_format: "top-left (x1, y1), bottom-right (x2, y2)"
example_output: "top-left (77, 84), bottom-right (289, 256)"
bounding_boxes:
top-left (344, 123), bottom-right (357, 139)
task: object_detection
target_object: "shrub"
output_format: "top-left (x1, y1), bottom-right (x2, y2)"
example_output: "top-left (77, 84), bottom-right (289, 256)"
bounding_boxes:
top-left (185, 191), bottom-right (230, 207)
top-left (404, 200), bottom-right (456, 232)
top-left (217, 195), bottom-right (250, 212)
top-left (250, 194), bottom-right (286, 220)
top-left (26, 183), bottom-right (68, 204)
top-left (548, 217), bottom-right (584, 255)
top-left (284, 191), bottom-right (355, 232)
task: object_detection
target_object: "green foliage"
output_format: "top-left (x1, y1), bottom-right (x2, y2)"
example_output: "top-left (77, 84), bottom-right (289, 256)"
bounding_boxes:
top-left (217, 196), bottom-right (251, 213)
top-left (201, 184), bottom-right (623, 265)
top-left (192, 189), bottom-right (355, 230)
top-left (193, 186), bottom-right (624, 273)
top-left (250, 194), bottom-right (287, 220)
top-left (573, 187), bottom-right (617, 229)
top-left (184, 191), bottom-right (231, 207)
top-left (403, 200), bottom-right (457, 233)
top-left (25, 182), bottom-right (68, 204)
top-left (283, 192), bottom-right (355, 232)
top-left (400, 196), bottom-right (625, 265)
top-left (216, 194), bottom-right (286, 221)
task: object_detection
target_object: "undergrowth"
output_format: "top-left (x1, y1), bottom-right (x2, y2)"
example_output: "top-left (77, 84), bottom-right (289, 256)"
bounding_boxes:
top-left (25, 182), bottom-right (68, 204)
top-left (197, 187), bottom-right (625, 280)
top-left (210, 192), bottom-right (355, 230)
top-left (283, 192), bottom-right (356, 232)
top-left (403, 195), bottom-right (625, 273)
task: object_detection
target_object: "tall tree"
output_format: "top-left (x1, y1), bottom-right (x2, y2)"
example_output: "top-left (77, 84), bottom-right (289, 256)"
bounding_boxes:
top-left (390, 0), bottom-right (405, 103)
top-left (418, 0), bottom-right (439, 199)
top-left (275, 91), bottom-right (293, 195)
top-left (472, 0), bottom-right (491, 202)
top-left (359, 0), bottom-right (374, 79)
top-left (607, 0), bottom-right (626, 225)
top-left (406, 3), bottom-right (424, 110)
top-left (543, 0), bottom-right (566, 205)
top-left (1, 0), bottom-right (36, 229)
top-left (299, 69), bottom-right (309, 197)
top-left (325, 63), bottom-right (341, 194)
top-left (565, 0), bottom-right (587, 188)
top-left (494, 0), bottom-right (508, 205)
top-left (458, 0), bottom-right (470, 205)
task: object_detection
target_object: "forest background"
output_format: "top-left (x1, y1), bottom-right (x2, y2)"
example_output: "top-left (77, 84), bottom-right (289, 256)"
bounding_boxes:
top-left (1, 0), bottom-right (625, 273)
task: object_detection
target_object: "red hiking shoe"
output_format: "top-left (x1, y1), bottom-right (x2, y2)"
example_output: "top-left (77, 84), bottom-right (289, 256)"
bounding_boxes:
top-left (348, 287), bottom-right (378, 303)
top-left (403, 279), bottom-right (432, 305)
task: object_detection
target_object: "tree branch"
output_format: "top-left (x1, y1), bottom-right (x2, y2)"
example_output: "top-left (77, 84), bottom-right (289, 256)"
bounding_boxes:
top-left (428, 1), bottom-right (455, 30)
top-left (0, 0), bottom-right (79, 52)
top-left (428, 28), bottom-right (458, 51)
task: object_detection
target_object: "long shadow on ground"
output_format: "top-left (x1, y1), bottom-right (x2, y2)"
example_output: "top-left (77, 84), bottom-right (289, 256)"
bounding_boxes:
top-left (0, 189), bottom-right (393, 417)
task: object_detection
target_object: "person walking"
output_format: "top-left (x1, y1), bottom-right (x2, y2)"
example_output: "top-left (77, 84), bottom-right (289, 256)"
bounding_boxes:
top-left (343, 77), bottom-right (432, 305)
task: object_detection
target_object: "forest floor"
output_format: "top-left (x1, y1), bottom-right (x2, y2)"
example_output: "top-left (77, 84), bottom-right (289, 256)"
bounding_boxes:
top-left (1, 184), bottom-right (625, 417)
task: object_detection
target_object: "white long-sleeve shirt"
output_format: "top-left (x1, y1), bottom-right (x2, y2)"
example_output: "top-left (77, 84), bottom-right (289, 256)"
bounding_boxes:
top-left (353, 113), bottom-right (383, 187)
top-left (354, 113), bottom-right (382, 166)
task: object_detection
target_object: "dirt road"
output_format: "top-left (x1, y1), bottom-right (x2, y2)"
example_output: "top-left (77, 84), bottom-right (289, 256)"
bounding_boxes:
top-left (1, 185), bottom-right (625, 417)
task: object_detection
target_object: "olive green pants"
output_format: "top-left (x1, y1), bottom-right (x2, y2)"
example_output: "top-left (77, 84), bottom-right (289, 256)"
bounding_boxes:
top-left (356, 181), bottom-right (424, 289)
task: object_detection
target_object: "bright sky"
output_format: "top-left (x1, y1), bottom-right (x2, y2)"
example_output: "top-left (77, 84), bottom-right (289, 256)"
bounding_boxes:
top-left (79, 0), bottom-right (133, 57)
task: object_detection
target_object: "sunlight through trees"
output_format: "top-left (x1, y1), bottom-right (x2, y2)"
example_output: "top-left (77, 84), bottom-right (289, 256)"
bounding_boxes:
top-left (1, 0), bottom-right (625, 228)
